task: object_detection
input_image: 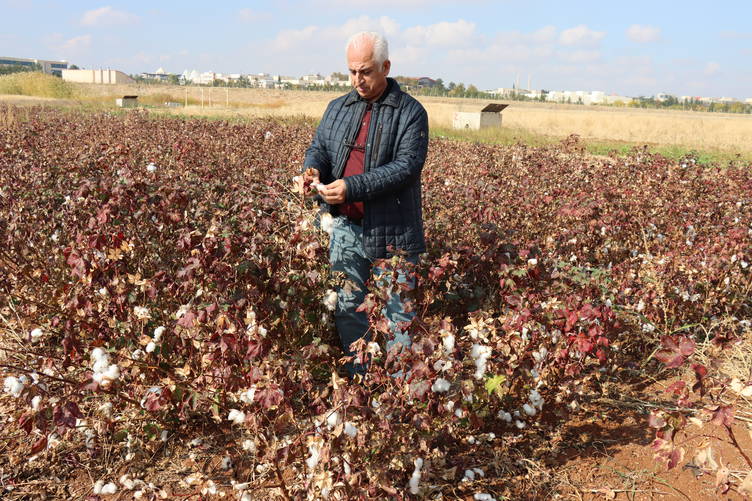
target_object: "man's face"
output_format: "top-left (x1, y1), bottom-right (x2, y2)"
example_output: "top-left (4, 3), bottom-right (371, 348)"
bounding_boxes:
top-left (347, 43), bottom-right (390, 101)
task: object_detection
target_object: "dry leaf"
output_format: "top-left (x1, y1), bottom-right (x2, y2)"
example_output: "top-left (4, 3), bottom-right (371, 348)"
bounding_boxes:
top-left (739, 471), bottom-right (752, 496)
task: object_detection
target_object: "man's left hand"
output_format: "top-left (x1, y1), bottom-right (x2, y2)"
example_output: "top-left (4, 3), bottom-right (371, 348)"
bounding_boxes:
top-left (317, 179), bottom-right (347, 204)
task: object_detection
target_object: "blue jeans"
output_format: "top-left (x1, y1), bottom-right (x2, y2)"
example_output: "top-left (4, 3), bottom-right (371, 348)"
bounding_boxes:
top-left (329, 216), bottom-right (418, 377)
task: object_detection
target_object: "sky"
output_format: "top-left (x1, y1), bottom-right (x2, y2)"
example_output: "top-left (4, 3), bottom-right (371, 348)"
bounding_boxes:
top-left (2, 0), bottom-right (752, 98)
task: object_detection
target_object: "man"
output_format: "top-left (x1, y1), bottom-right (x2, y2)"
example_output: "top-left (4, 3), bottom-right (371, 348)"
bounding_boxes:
top-left (301, 31), bottom-right (429, 378)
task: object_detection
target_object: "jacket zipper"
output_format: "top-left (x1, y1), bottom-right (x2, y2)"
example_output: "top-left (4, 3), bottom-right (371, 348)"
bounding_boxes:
top-left (370, 123), bottom-right (383, 168)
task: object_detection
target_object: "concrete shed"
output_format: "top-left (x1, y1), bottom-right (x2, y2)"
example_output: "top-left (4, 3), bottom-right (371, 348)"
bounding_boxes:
top-left (452, 103), bottom-right (509, 130)
top-left (116, 96), bottom-right (138, 108)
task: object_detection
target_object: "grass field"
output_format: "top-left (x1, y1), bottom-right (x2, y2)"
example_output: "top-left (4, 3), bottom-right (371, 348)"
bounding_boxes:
top-left (2, 74), bottom-right (752, 163)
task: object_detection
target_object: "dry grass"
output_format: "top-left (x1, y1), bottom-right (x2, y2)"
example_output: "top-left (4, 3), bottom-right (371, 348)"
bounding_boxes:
top-left (0, 72), bottom-right (77, 99)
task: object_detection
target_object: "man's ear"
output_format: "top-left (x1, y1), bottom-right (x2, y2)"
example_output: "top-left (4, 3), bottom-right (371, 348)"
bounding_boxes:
top-left (382, 60), bottom-right (391, 76)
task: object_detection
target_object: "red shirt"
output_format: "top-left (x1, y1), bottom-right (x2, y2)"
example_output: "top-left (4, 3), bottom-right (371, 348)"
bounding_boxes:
top-left (339, 104), bottom-right (372, 222)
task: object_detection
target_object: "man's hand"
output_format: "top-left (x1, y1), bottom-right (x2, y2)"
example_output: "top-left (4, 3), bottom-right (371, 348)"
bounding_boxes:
top-left (317, 179), bottom-right (347, 204)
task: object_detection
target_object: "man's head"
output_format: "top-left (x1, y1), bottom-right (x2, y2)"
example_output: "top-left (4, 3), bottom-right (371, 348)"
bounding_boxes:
top-left (345, 32), bottom-right (390, 101)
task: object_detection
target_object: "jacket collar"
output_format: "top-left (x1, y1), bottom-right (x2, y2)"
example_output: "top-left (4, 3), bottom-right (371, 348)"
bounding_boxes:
top-left (344, 77), bottom-right (402, 107)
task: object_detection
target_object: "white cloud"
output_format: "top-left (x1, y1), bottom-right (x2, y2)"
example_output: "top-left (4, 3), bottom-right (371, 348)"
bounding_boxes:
top-left (80, 6), bottom-right (138, 26)
top-left (704, 62), bottom-right (720, 75)
top-left (626, 24), bottom-right (661, 43)
top-left (559, 25), bottom-right (605, 46)
top-left (60, 35), bottom-right (92, 51)
top-left (270, 25), bottom-right (319, 51)
top-left (403, 19), bottom-right (477, 47)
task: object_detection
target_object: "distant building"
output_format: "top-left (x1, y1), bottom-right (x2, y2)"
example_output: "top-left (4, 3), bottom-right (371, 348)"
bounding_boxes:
top-left (62, 69), bottom-right (134, 84)
top-left (140, 67), bottom-right (174, 82)
top-left (416, 77), bottom-right (437, 87)
top-left (0, 56), bottom-right (69, 76)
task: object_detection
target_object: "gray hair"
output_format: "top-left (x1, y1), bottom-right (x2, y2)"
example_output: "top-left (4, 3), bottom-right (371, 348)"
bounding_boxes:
top-left (345, 31), bottom-right (389, 70)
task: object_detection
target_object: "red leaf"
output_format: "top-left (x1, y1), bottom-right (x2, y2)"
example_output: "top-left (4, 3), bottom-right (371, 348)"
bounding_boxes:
top-left (664, 381), bottom-right (686, 396)
top-left (177, 310), bottom-right (196, 328)
top-left (258, 385), bottom-right (284, 410)
top-left (30, 435), bottom-right (47, 455)
top-left (711, 405), bottom-right (735, 427)
top-left (667, 447), bottom-right (684, 469)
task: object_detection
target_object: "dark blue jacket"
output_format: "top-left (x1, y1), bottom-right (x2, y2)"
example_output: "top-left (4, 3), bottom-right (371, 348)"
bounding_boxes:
top-left (304, 78), bottom-right (429, 259)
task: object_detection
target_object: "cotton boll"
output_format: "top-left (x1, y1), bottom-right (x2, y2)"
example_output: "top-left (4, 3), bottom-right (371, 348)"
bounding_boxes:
top-left (431, 378), bottom-right (451, 393)
top-left (523, 404), bottom-right (536, 416)
top-left (4, 376), bottom-right (25, 397)
top-left (153, 326), bottom-right (165, 342)
top-left (221, 456), bottom-right (233, 470)
top-left (92, 358), bottom-right (110, 374)
top-left (131, 349), bottom-right (145, 360)
top-left (91, 348), bottom-right (107, 363)
top-left (31, 395), bottom-right (42, 411)
top-left (146, 163), bottom-right (157, 173)
top-left (30, 328), bottom-right (44, 343)
top-left (323, 290), bottom-right (338, 312)
top-left (104, 364), bottom-right (120, 381)
top-left (320, 212), bottom-right (334, 235)
top-left (306, 439), bottom-right (322, 470)
top-left (470, 344), bottom-right (492, 380)
top-left (145, 342), bottom-right (156, 353)
top-left (344, 422), bottom-right (357, 438)
top-left (227, 409), bottom-right (246, 425)
top-left (473, 468), bottom-right (485, 477)
top-left (514, 420), bottom-right (526, 429)
top-left (441, 331), bottom-right (455, 353)
top-left (99, 482), bottom-right (118, 494)
top-left (242, 439), bottom-right (257, 453)
top-left (239, 386), bottom-right (257, 404)
top-left (474, 494), bottom-right (495, 501)
top-left (497, 410), bottom-right (512, 423)
top-left (463, 469), bottom-right (475, 481)
top-left (326, 410), bottom-right (340, 429)
top-left (133, 306), bottom-right (150, 320)
top-left (408, 458), bottom-right (423, 495)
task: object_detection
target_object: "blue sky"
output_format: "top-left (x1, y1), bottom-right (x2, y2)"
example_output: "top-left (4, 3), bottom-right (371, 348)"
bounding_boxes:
top-left (2, 0), bottom-right (751, 98)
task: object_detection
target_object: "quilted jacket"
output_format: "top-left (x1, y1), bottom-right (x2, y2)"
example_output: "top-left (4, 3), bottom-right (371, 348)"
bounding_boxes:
top-left (304, 78), bottom-right (429, 259)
